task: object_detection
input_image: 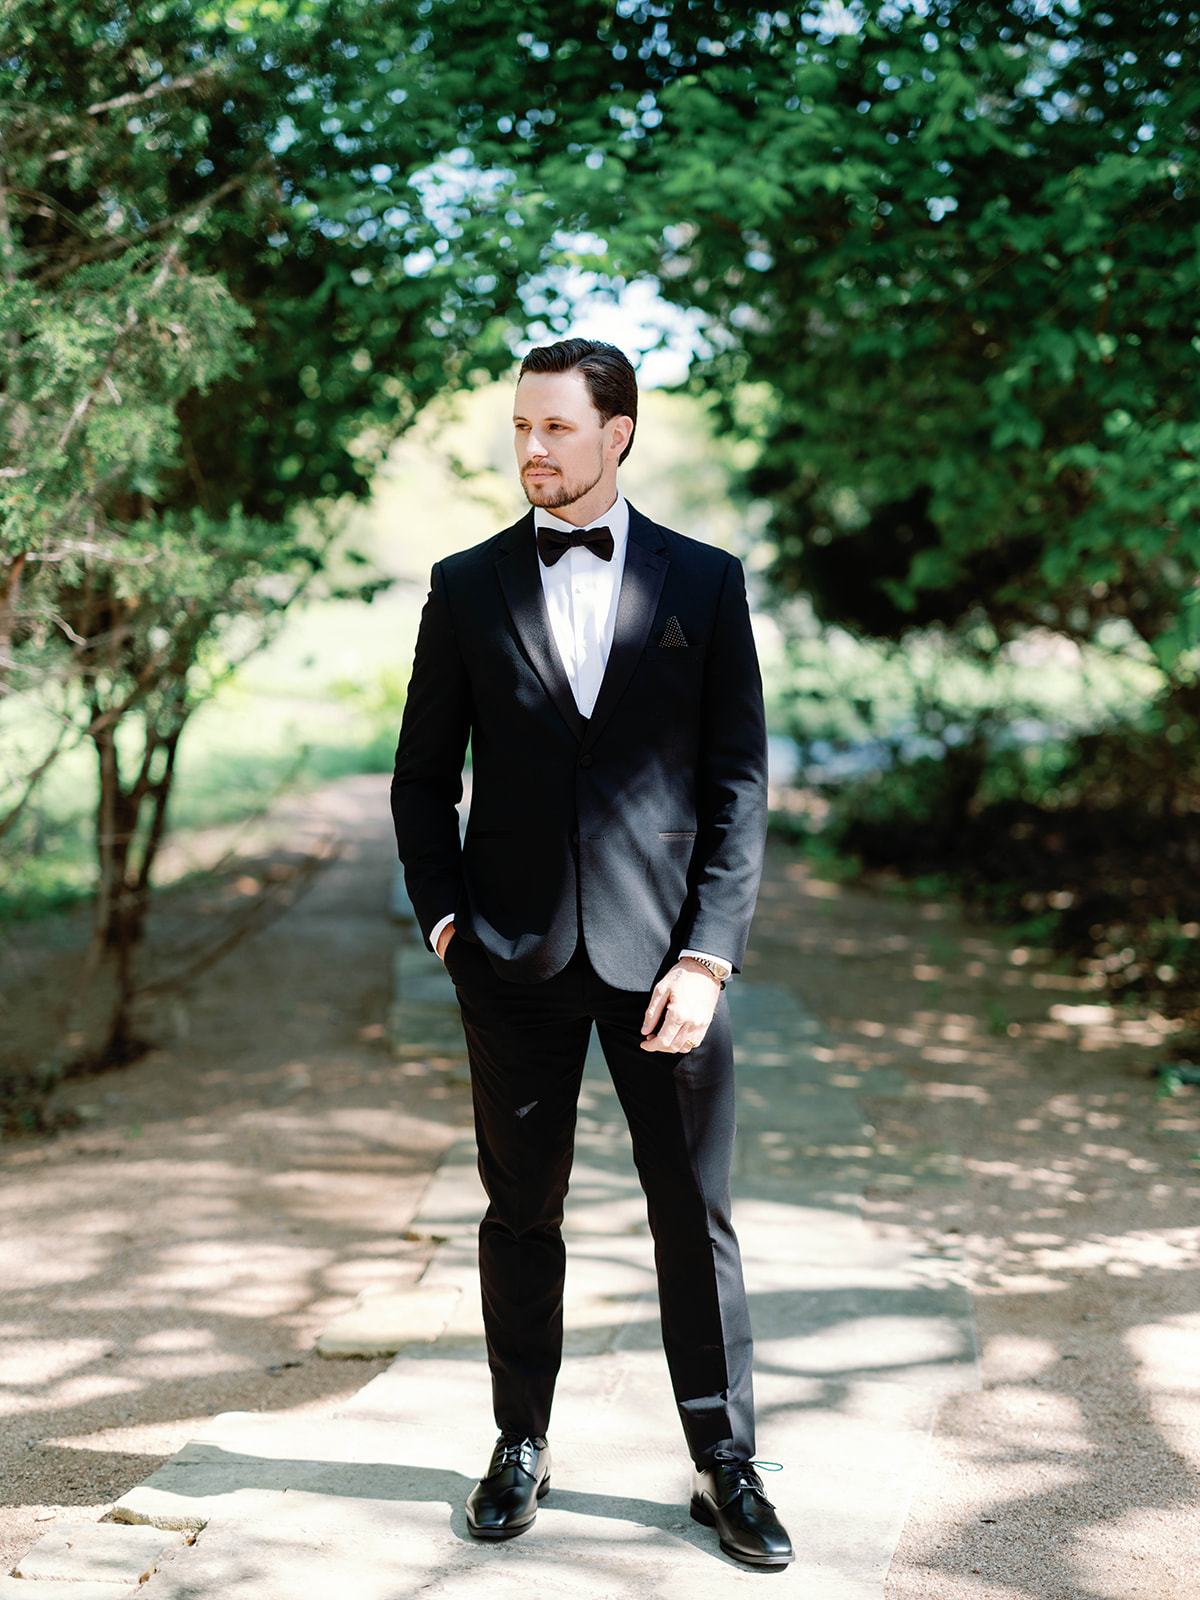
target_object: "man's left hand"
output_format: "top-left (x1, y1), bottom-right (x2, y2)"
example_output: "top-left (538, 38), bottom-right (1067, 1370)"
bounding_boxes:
top-left (640, 958), bottom-right (721, 1054)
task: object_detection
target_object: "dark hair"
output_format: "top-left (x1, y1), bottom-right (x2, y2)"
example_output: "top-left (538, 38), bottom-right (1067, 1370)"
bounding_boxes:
top-left (518, 338), bottom-right (638, 463)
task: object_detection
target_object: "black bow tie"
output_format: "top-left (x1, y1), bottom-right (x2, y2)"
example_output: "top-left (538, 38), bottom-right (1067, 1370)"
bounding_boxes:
top-left (536, 524), bottom-right (614, 567)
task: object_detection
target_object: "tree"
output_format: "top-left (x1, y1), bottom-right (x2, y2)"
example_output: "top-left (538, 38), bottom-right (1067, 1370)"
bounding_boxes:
top-left (631, 5), bottom-right (1199, 679)
top-left (13, 0), bottom-right (1195, 1060)
top-left (457, 2), bottom-right (1198, 695)
top-left (420, 2), bottom-right (1200, 1017)
top-left (0, 0), bottom-right (554, 1062)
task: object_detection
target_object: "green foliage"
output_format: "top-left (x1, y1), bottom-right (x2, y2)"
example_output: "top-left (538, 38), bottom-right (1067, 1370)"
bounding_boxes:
top-left (460, 3), bottom-right (1198, 688)
top-left (632, 4), bottom-right (1200, 685)
top-left (4, 0), bottom-right (1197, 1058)
top-left (0, 0), bottom-right (565, 1060)
top-left (785, 709), bottom-right (1200, 1033)
top-left (448, 0), bottom-right (1200, 1027)
top-left (2, 0), bottom-right (551, 511)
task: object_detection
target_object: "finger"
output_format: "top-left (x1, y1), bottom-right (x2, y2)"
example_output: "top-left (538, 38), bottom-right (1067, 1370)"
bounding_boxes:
top-left (669, 1011), bottom-right (710, 1052)
top-left (641, 980), bottom-right (670, 1036)
top-left (642, 1004), bottom-right (682, 1052)
top-left (641, 1023), bottom-right (690, 1053)
top-left (655, 1008), bottom-right (696, 1053)
top-left (673, 1028), bottom-right (707, 1053)
top-left (643, 1023), bottom-right (706, 1054)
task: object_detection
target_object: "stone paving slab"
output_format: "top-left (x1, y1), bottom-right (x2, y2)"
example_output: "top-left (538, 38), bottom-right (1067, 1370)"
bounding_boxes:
top-left (133, 1500), bottom-right (874, 1600)
top-left (316, 1284), bottom-right (463, 1357)
top-left (107, 967), bottom-right (976, 1598)
top-left (12, 1521), bottom-right (185, 1583)
top-left (388, 941), bottom-right (469, 1063)
top-left (121, 1381), bottom-right (924, 1598)
top-left (0, 1583), bottom-right (142, 1600)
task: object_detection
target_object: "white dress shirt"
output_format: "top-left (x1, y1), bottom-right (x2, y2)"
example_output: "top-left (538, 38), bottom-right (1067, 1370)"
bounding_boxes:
top-left (431, 490), bottom-right (731, 980)
top-left (537, 492), bottom-right (629, 718)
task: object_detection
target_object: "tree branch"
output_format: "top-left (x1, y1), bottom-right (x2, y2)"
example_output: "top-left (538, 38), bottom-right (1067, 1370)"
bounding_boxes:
top-left (0, 719), bottom-right (75, 842)
top-left (38, 169), bottom-right (255, 285)
top-left (5, 183), bottom-right (95, 236)
top-left (86, 69), bottom-right (221, 117)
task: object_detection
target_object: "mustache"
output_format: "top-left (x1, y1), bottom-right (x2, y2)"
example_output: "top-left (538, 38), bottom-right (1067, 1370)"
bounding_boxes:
top-left (522, 461), bottom-right (560, 474)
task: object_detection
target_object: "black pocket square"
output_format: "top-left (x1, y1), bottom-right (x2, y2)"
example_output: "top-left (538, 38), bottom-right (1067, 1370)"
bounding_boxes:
top-left (658, 615), bottom-right (689, 648)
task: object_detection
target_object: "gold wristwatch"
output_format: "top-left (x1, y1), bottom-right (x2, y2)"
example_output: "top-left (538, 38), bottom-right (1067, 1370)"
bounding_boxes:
top-left (687, 955), bottom-right (729, 982)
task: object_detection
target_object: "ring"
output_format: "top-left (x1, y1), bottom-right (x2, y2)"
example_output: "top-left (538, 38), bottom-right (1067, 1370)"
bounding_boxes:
top-left (683, 1039), bottom-right (696, 1051)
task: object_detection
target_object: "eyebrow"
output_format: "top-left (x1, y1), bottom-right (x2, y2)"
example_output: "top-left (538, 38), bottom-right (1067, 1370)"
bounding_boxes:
top-left (512, 413), bottom-right (574, 424)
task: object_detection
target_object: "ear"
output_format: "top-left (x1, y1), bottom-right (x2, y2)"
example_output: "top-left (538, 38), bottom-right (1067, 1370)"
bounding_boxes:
top-left (606, 413), bottom-right (634, 460)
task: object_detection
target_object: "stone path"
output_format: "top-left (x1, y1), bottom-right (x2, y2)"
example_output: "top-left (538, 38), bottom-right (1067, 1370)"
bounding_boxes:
top-left (11, 936), bottom-right (979, 1598)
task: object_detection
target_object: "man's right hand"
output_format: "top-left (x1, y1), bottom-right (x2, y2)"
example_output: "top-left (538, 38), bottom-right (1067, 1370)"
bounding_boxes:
top-left (435, 922), bottom-right (456, 961)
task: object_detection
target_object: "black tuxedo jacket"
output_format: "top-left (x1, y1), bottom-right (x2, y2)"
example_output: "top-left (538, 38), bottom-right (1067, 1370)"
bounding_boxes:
top-left (391, 503), bottom-right (767, 991)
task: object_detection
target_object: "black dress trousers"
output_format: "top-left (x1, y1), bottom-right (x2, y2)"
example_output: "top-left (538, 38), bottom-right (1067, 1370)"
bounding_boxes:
top-left (444, 934), bottom-right (755, 1468)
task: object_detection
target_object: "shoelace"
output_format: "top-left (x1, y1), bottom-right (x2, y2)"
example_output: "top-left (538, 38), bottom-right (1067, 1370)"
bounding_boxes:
top-left (711, 1451), bottom-right (783, 1502)
top-left (494, 1434), bottom-right (540, 1470)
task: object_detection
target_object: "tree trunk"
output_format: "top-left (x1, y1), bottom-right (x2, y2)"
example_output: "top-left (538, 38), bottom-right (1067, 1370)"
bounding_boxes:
top-left (69, 701), bottom-right (188, 1067)
top-left (0, 551), bottom-right (24, 690)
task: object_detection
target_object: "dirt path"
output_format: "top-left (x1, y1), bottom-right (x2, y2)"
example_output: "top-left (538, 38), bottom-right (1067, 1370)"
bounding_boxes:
top-left (749, 856), bottom-right (1200, 1600)
top-left (0, 776), bottom-right (472, 1572)
top-left (4, 775), bottom-right (1200, 1596)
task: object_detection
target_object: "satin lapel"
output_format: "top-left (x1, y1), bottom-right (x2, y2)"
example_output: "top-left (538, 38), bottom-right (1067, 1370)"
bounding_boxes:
top-left (584, 509), bottom-right (668, 750)
top-left (495, 515), bottom-right (587, 742)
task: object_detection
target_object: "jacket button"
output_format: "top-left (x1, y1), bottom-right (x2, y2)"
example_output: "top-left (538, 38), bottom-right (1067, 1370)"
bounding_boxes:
top-left (579, 753), bottom-right (594, 768)
top-left (571, 831), bottom-right (580, 845)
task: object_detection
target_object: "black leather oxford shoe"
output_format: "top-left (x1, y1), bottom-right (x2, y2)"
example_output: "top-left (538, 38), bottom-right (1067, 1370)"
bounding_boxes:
top-left (465, 1433), bottom-right (551, 1540)
top-left (690, 1451), bottom-right (795, 1568)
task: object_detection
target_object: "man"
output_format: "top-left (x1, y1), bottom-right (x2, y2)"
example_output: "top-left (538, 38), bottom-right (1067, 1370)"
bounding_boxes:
top-left (391, 338), bottom-right (792, 1569)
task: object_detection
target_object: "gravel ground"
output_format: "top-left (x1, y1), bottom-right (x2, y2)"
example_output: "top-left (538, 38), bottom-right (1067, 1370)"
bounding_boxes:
top-left (0, 775), bottom-right (472, 1573)
top-left (4, 775), bottom-right (1200, 1598)
top-left (749, 854), bottom-right (1200, 1600)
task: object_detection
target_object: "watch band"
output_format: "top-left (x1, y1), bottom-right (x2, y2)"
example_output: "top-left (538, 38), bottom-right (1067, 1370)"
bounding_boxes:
top-left (687, 955), bottom-right (729, 982)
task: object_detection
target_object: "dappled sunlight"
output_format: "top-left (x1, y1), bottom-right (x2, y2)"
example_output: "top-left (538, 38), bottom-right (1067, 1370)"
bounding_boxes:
top-left (967, 1383), bottom-right (1094, 1460)
top-left (0, 1340), bottom-right (113, 1392)
top-left (983, 1334), bottom-right (1058, 1381)
top-left (130, 1241), bottom-right (337, 1315)
top-left (1125, 1316), bottom-right (1200, 1477)
top-left (981, 1230), bottom-right (1200, 1284)
top-left (894, 1313), bottom-right (1200, 1600)
top-left (1072, 1510), bottom-right (1198, 1600)
top-left (0, 776), bottom-right (476, 1569)
top-left (15, 1375), bottom-right (143, 1418)
top-left (4, 810), bottom-right (1197, 1591)
top-left (1126, 1315), bottom-right (1200, 1395)
top-left (757, 1314), bottom-right (966, 1378)
top-left (747, 843), bottom-right (1200, 1598)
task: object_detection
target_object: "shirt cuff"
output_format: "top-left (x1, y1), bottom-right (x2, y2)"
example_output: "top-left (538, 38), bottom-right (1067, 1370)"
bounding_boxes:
top-left (679, 948), bottom-right (732, 980)
top-left (430, 913), bottom-right (455, 959)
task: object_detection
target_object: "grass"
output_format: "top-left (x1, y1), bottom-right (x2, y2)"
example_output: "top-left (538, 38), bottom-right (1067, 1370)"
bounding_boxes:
top-left (0, 593), bottom-right (417, 925)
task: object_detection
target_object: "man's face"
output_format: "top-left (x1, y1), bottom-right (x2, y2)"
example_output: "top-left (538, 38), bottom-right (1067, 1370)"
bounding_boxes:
top-left (513, 370), bottom-right (620, 511)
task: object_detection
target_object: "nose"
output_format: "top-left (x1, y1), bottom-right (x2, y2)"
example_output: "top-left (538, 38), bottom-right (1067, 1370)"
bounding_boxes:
top-left (526, 429), bottom-right (550, 459)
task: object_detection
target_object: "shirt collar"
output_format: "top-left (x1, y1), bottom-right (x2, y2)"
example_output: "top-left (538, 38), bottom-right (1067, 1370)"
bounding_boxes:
top-left (536, 490), bottom-right (629, 557)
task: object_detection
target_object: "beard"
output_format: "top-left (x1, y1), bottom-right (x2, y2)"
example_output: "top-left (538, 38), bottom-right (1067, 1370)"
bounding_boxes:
top-left (520, 457), bottom-right (604, 511)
